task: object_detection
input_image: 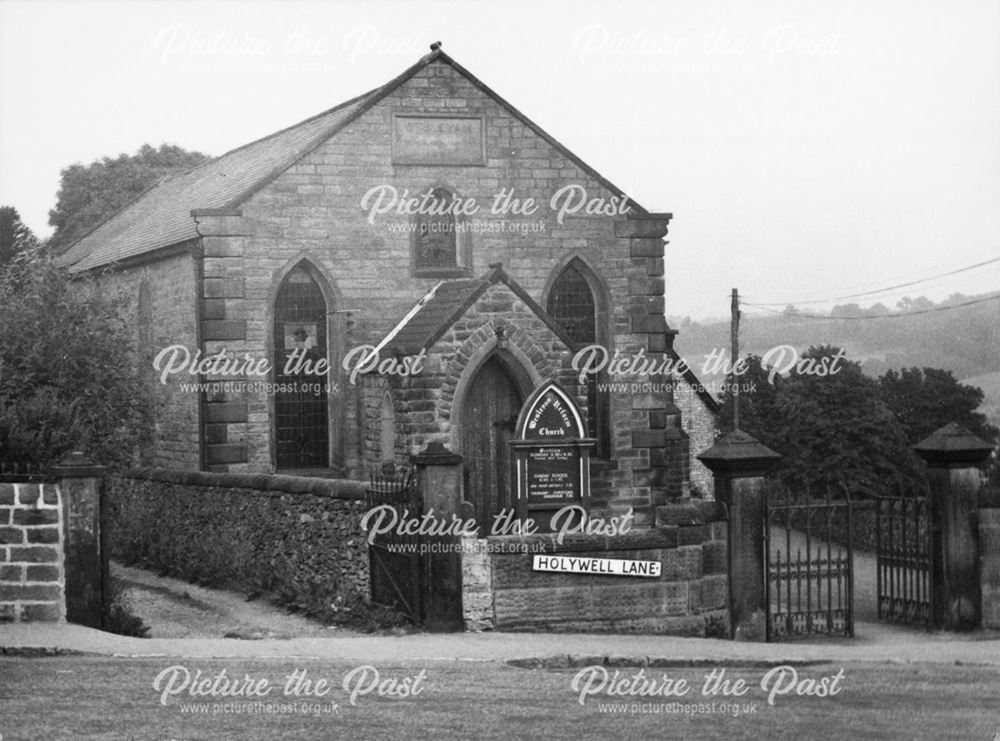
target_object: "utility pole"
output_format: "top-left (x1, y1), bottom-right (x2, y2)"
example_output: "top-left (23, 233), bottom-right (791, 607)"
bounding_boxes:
top-left (731, 287), bottom-right (740, 431)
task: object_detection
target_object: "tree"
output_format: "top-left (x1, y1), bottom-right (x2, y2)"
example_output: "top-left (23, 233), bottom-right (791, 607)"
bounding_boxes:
top-left (773, 346), bottom-right (923, 495)
top-left (48, 143), bottom-right (210, 251)
top-left (0, 206), bottom-right (39, 266)
top-left (721, 345), bottom-right (923, 495)
top-left (0, 251), bottom-right (154, 469)
top-left (830, 303), bottom-right (862, 318)
top-left (896, 296), bottom-right (934, 313)
top-left (716, 354), bottom-right (783, 446)
top-left (879, 367), bottom-right (999, 445)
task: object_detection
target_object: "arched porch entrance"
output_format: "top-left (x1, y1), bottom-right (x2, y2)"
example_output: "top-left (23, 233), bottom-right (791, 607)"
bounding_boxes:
top-left (460, 352), bottom-right (530, 531)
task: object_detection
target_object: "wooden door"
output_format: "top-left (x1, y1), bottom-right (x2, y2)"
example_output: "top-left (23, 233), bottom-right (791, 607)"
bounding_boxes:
top-left (461, 356), bottom-right (525, 532)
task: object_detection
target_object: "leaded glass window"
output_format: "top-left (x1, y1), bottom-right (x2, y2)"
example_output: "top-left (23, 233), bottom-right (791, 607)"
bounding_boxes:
top-left (548, 263), bottom-right (607, 453)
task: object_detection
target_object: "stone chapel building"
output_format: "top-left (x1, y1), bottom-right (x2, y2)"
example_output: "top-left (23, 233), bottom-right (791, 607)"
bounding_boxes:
top-left (58, 45), bottom-right (718, 524)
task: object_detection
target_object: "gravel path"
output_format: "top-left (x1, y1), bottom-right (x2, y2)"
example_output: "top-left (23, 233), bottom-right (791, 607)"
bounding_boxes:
top-left (112, 562), bottom-right (359, 640)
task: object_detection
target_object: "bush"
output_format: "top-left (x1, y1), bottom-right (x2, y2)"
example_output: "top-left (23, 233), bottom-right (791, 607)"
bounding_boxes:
top-left (0, 250), bottom-right (154, 469)
top-left (101, 576), bottom-right (149, 638)
top-left (766, 482), bottom-right (880, 554)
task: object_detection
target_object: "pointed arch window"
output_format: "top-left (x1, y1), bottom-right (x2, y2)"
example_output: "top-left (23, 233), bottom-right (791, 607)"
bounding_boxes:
top-left (273, 265), bottom-right (330, 469)
top-left (380, 392), bottom-right (396, 461)
top-left (548, 264), bottom-right (596, 344)
top-left (547, 260), bottom-right (610, 457)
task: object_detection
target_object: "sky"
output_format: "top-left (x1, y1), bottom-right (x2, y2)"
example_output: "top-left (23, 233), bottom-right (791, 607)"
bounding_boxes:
top-left (1, 0), bottom-right (998, 320)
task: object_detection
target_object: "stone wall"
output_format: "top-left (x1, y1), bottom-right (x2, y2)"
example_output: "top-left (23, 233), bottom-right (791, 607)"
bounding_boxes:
top-left (107, 470), bottom-right (371, 619)
top-left (360, 375), bottom-right (411, 469)
top-left (399, 282), bottom-right (580, 453)
top-left (192, 56), bottom-right (693, 501)
top-left (0, 482), bottom-right (65, 622)
top-left (92, 250), bottom-right (201, 469)
top-left (77, 54), bottom-right (717, 505)
top-left (462, 502), bottom-right (728, 635)
top-left (981, 508), bottom-right (1000, 629)
top-left (673, 373), bottom-right (717, 497)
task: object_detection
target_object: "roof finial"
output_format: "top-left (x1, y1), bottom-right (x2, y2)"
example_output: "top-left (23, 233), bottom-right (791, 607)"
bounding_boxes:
top-left (430, 41), bottom-right (442, 52)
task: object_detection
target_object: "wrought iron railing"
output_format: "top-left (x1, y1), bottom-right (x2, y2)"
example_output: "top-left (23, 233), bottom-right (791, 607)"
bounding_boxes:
top-left (876, 488), bottom-right (933, 628)
top-left (765, 481), bottom-right (854, 640)
top-left (0, 460), bottom-right (48, 482)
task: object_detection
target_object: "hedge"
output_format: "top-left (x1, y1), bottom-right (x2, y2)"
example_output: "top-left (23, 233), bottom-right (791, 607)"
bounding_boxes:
top-left (106, 470), bottom-right (390, 628)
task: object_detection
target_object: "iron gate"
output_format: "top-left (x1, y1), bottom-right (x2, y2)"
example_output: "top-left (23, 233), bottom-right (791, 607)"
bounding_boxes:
top-left (765, 482), bottom-right (854, 640)
top-left (876, 489), bottom-right (933, 628)
top-left (365, 467), bottom-right (423, 622)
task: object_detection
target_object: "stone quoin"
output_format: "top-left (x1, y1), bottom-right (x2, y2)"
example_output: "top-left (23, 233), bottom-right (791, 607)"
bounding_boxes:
top-left (57, 44), bottom-right (718, 513)
top-left (56, 42), bottom-right (730, 637)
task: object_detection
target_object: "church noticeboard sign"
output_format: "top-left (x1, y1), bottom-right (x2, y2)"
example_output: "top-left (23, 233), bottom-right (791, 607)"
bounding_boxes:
top-left (525, 446), bottom-right (578, 504)
top-left (392, 114), bottom-right (485, 166)
top-left (510, 381), bottom-right (595, 526)
top-left (519, 382), bottom-right (581, 441)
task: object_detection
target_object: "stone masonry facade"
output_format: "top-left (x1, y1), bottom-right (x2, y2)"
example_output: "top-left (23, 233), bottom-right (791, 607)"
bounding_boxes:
top-left (673, 373), bottom-right (716, 496)
top-left (362, 280), bottom-right (582, 463)
top-left (0, 482), bottom-right (65, 622)
top-left (80, 50), bottom-right (718, 513)
top-left (461, 500), bottom-right (728, 634)
top-left (94, 251), bottom-right (201, 470)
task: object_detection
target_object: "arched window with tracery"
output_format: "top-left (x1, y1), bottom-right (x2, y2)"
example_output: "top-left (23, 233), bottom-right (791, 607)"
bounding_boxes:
top-left (273, 264), bottom-right (329, 469)
top-left (547, 259), bottom-right (610, 457)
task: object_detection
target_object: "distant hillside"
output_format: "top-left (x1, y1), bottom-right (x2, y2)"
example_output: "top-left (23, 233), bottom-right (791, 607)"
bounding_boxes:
top-left (670, 292), bottom-right (1000, 423)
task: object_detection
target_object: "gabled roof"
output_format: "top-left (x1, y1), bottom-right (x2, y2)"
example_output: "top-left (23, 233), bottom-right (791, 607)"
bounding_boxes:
top-left (373, 264), bottom-right (575, 358)
top-left (671, 348), bottom-right (721, 414)
top-left (373, 264), bottom-right (720, 414)
top-left (57, 89), bottom-right (376, 271)
top-left (58, 46), bottom-right (653, 272)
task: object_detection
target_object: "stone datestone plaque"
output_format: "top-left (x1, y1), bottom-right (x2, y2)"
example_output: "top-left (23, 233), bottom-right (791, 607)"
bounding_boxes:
top-left (511, 381), bottom-right (595, 526)
top-left (392, 114), bottom-right (485, 165)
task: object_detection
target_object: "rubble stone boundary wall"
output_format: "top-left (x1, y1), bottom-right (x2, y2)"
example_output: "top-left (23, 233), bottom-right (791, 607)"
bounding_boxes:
top-left (107, 469), bottom-right (370, 622)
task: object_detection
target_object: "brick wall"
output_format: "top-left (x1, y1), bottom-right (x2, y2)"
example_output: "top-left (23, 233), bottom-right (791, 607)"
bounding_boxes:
top-left (462, 501), bottom-right (728, 635)
top-left (0, 483), bottom-right (64, 622)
